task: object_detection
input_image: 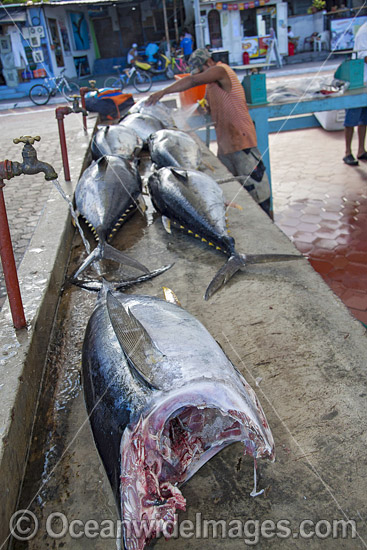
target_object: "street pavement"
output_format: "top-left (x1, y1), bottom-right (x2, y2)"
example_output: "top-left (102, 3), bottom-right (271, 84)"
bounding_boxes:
top-left (0, 57), bottom-right (342, 309)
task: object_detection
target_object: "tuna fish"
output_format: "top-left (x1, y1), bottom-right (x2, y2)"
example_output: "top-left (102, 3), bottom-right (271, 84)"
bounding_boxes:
top-left (129, 98), bottom-right (176, 127)
top-left (83, 287), bottom-right (274, 550)
top-left (119, 113), bottom-right (165, 144)
top-left (73, 155), bottom-right (148, 278)
top-left (148, 128), bottom-right (202, 169)
top-left (91, 125), bottom-right (143, 161)
top-left (148, 167), bottom-right (300, 300)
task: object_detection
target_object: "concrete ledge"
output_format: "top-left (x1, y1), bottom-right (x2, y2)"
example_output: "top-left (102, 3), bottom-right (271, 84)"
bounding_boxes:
top-left (0, 141), bottom-right (91, 548)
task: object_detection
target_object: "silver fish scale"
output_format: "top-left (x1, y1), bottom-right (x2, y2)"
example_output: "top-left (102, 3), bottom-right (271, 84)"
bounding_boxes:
top-left (119, 113), bottom-right (165, 143)
top-left (161, 167), bottom-right (228, 238)
top-left (117, 294), bottom-right (251, 400)
top-left (149, 129), bottom-right (202, 169)
top-left (75, 156), bottom-right (140, 233)
top-left (94, 126), bottom-right (143, 159)
top-left (129, 98), bottom-right (176, 127)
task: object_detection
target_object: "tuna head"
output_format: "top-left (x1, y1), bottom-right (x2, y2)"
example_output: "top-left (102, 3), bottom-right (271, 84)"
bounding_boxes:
top-left (87, 291), bottom-right (275, 550)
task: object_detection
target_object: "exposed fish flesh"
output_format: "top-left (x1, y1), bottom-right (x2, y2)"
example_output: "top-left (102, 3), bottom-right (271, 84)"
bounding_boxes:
top-left (148, 128), bottom-right (202, 169)
top-left (129, 98), bottom-right (176, 127)
top-left (91, 125), bottom-right (143, 161)
top-left (119, 113), bottom-right (165, 144)
top-left (74, 155), bottom-right (148, 278)
top-left (83, 288), bottom-right (274, 550)
top-left (148, 167), bottom-right (300, 299)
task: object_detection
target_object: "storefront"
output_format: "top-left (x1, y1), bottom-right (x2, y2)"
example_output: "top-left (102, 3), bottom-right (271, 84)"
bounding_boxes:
top-left (0, 4), bottom-right (96, 100)
top-left (199, 0), bottom-right (288, 65)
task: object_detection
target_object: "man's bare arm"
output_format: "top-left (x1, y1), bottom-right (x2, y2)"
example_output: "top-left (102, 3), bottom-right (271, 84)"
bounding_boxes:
top-left (146, 65), bottom-right (230, 105)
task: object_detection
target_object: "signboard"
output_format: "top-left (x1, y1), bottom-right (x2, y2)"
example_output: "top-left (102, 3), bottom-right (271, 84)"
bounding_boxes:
top-left (331, 16), bottom-right (367, 51)
top-left (242, 36), bottom-right (259, 57)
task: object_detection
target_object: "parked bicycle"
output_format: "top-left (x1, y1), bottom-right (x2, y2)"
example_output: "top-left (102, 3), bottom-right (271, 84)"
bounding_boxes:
top-left (104, 64), bottom-right (152, 93)
top-left (170, 52), bottom-right (189, 74)
top-left (29, 68), bottom-right (80, 106)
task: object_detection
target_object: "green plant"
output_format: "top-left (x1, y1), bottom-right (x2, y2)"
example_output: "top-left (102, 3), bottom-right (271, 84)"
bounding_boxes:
top-left (307, 0), bottom-right (326, 12)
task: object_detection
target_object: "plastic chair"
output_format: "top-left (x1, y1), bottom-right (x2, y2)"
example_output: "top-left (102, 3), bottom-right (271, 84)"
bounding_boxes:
top-left (314, 31), bottom-right (330, 51)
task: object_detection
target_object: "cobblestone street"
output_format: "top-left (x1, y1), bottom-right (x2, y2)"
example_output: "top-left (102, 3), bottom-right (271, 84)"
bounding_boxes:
top-left (0, 102), bottom-right (91, 306)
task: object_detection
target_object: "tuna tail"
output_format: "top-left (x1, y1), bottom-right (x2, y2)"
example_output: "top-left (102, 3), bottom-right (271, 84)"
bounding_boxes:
top-left (71, 264), bottom-right (173, 292)
top-left (205, 251), bottom-right (302, 300)
top-left (205, 253), bottom-right (246, 301)
top-left (72, 241), bottom-right (150, 279)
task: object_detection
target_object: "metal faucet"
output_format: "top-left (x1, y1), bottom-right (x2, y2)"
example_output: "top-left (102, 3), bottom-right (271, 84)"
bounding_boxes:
top-left (71, 96), bottom-right (88, 116)
top-left (1, 136), bottom-right (58, 181)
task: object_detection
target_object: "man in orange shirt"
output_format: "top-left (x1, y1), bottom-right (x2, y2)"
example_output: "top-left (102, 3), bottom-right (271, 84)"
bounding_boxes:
top-left (147, 48), bottom-right (271, 217)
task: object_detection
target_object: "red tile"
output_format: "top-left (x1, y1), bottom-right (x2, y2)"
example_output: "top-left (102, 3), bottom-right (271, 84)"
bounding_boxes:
top-left (349, 309), bottom-right (367, 326)
top-left (313, 238), bottom-right (339, 251)
top-left (342, 289), bottom-right (367, 311)
top-left (332, 255), bottom-right (349, 269)
top-left (346, 251), bottom-right (367, 264)
top-left (294, 241), bottom-right (314, 255)
top-left (309, 259), bottom-right (334, 275)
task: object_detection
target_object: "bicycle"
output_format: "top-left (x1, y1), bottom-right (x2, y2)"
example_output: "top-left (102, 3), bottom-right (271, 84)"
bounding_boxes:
top-left (104, 64), bottom-right (152, 93)
top-left (29, 68), bottom-right (80, 106)
top-left (170, 53), bottom-right (189, 74)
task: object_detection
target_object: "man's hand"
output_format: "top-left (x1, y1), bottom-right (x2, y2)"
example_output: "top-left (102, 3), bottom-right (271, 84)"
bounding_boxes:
top-left (146, 90), bottom-right (165, 105)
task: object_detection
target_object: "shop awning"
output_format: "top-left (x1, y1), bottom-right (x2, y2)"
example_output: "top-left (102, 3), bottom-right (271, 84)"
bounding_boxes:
top-left (0, 9), bottom-right (27, 23)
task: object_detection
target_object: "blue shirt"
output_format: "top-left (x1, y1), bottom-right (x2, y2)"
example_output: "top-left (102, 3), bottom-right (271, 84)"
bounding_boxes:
top-left (180, 36), bottom-right (193, 56)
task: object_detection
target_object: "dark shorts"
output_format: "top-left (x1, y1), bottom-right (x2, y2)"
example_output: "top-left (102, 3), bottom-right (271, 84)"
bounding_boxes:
top-left (344, 107), bottom-right (367, 127)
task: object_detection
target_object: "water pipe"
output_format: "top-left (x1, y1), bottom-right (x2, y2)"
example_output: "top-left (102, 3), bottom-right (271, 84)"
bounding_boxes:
top-left (56, 97), bottom-right (88, 182)
top-left (0, 136), bottom-right (58, 329)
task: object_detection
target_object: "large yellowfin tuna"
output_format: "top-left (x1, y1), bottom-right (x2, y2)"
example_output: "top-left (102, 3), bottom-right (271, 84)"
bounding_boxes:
top-left (82, 288), bottom-right (274, 550)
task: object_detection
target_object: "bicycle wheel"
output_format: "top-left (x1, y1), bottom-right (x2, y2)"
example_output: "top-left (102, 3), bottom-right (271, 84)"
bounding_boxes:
top-left (61, 80), bottom-right (80, 101)
top-left (132, 71), bottom-right (152, 93)
top-left (29, 84), bottom-right (50, 105)
top-left (104, 76), bottom-right (123, 90)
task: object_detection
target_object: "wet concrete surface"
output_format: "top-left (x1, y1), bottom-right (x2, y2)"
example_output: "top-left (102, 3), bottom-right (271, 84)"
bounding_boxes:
top-left (10, 138), bottom-right (367, 549)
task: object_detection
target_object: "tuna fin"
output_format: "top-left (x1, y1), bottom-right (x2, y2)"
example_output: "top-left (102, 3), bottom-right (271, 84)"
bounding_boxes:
top-left (72, 242), bottom-right (150, 278)
top-left (171, 168), bottom-right (188, 184)
top-left (162, 287), bottom-right (182, 307)
top-left (72, 246), bottom-right (101, 279)
top-left (225, 201), bottom-right (243, 211)
top-left (106, 292), bottom-right (162, 390)
top-left (244, 253), bottom-right (302, 264)
top-left (97, 155), bottom-right (109, 169)
top-left (162, 215), bottom-right (172, 234)
top-left (102, 242), bottom-right (150, 273)
top-left (205, 253), bottom-right (246, 301)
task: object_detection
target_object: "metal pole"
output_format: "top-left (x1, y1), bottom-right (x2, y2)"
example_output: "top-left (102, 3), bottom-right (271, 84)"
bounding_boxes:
top-left (193, 0), bottom-right (204, 49)
top-left (79, 87), bottom-right (90, 134)
top-left (0, 179), bottom-right (26, 329)
top-left (56, 107), bottom-right (71, 182)
top-left (162, 0), bottom-right (171, 57)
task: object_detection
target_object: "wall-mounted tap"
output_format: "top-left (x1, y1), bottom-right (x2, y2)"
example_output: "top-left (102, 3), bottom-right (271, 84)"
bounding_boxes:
top-left (71, 96), bottom-right (88, 117)
top-left (1, 136), bottom-right (58, 181)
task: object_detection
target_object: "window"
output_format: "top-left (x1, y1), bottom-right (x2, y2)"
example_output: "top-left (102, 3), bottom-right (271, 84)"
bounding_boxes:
top-left (208, 10), bottom-right (222, 48)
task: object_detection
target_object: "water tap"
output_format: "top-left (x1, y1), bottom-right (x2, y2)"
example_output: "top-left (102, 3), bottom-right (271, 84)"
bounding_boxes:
top-left (1, 136), bottom-right (58, 181)
top-left (71, 96), bottom-right (88, 116)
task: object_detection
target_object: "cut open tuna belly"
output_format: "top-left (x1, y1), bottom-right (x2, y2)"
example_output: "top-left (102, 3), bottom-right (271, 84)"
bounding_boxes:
top-left (120, 382), bottom-right (274, 550)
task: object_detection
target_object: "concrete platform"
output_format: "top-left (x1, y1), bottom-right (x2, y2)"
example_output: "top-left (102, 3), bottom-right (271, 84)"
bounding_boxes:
top-left (1, 126), bottom-right (366, 550)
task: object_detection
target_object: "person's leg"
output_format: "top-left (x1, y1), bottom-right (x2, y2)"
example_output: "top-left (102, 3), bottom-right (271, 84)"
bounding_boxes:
top-left (356, 106), bottom-right (367, 159)
top-left (343, 108), bottom-right (360, 165)
top-left (357, 125), bottom-right (366, 158)
top-left (344, 126), bottom-right (354, 156)
top-left (218, 149), bottom-right (272, 218)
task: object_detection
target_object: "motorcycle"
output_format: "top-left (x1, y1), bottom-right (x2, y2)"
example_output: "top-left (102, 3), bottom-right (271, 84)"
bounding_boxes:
top-left (135, 53), bottom-right (174, 80)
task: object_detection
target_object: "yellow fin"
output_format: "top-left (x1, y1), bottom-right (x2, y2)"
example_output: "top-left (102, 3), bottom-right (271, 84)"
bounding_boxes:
top-left (162, 287), bottom-right (182, 307)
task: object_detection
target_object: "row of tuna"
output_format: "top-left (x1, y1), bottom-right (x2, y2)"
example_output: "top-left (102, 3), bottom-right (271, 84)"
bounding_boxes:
top-left (72, 98), bottom-right (295, 550)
